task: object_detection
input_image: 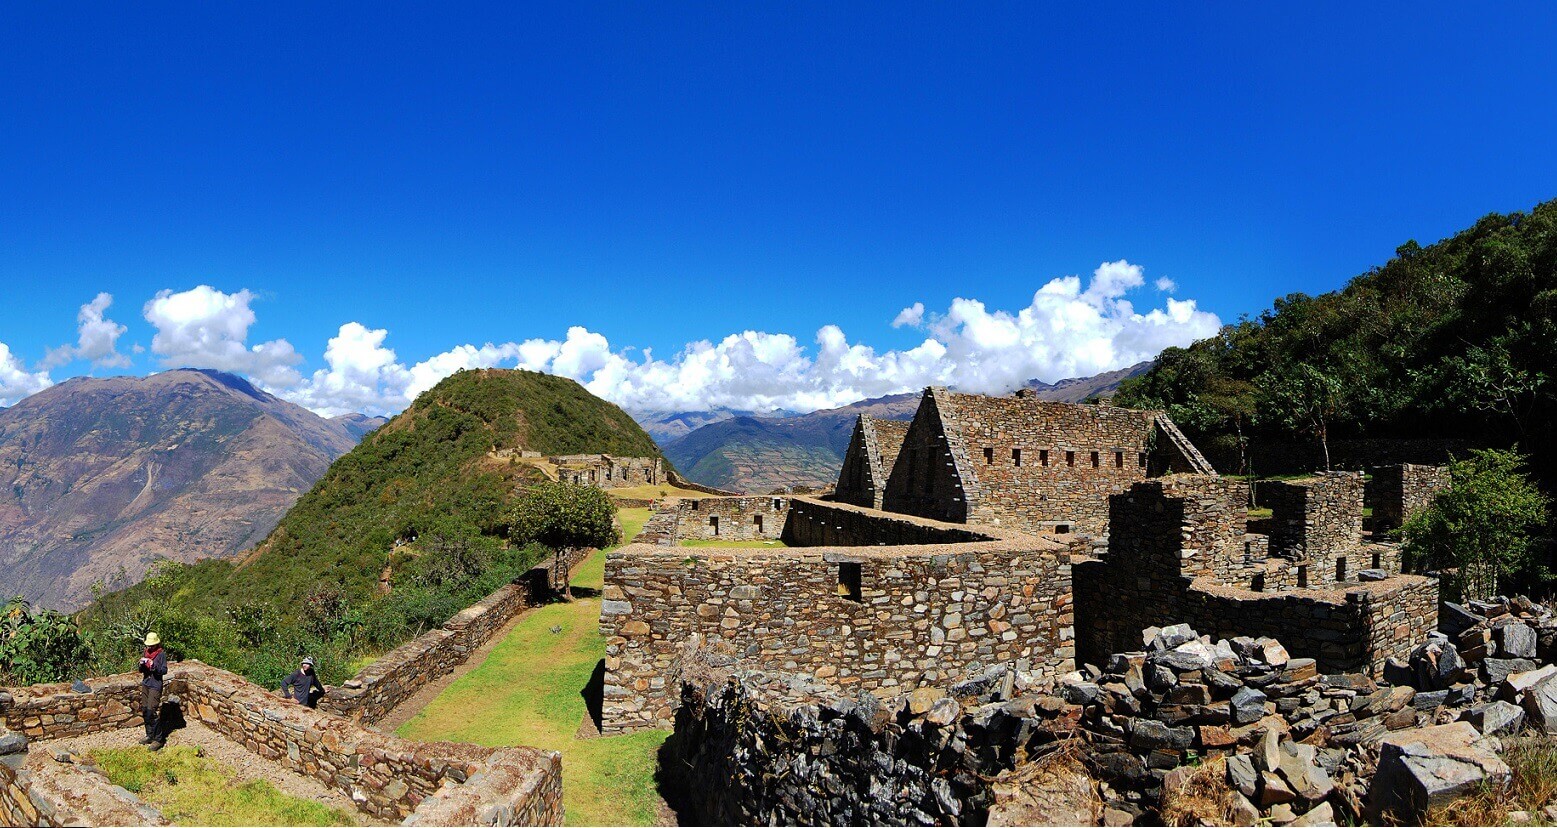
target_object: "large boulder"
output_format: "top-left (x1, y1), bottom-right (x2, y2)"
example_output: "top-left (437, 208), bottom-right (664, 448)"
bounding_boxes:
top-left (1369, 722), bottom-right (1511, 823)
top-left (1521, 673), bottom-right (1557, 734)
top-left (986, 757), bottom-right (1102, 826)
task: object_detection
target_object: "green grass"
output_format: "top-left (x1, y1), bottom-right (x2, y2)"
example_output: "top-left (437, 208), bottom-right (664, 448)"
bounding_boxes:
top-left (607, 484), bottom-right (717, 501)
top-left (679, 538), bottom-right (789, 548)
top-left (90, 746), bottom-right (356, 826)
top-left (397, 508), bottom-right (668, 826)
top-left (617, 507), bottom-right (651, 545)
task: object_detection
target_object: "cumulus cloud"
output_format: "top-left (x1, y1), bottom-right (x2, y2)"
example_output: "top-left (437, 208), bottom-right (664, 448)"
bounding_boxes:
top-left (262, 260), bottom-right (1220, 417)
top-left (1156, 277), bottom-right (1177, 293)
top-left (892, 302), bottom-right (925, 328)
top-left (143, 286), bottom-right (302, 386)
top-left (0, 341), bottom-right (53, 407)
top-left (42, 293), bottom-right (131, 369)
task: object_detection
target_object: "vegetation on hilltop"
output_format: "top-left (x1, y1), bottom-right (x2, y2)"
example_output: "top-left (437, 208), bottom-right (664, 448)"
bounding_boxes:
top-left (1115, 199), bottom-right (1557, 479)
top-left (33, 369), bottom-right (660, 689)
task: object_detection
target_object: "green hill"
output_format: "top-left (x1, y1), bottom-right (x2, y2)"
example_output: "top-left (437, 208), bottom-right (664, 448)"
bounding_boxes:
top-left (82, 369), bottom-right (665, 684)
top-left (1114, 199), bottom-right (1557, 481)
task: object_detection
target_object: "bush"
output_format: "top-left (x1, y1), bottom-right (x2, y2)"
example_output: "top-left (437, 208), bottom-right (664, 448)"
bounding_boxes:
top-left (505, 482), bottom-right (620, 550)
top-left (1403, 447), bottom-right (1551, 600)
top-left (1, 597), bottom-right (93, 684)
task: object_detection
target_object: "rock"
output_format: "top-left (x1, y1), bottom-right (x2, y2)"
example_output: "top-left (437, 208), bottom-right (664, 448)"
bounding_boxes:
top-left (1370, 722), bottom-right (1512, 823)
top-left (1501, 664), bottom-right (1557, 702)
top-left (343, 679), bottom-right (363, 690)
top-left (0, 691), bottom-right (11, 711)
top-left (1290, 801), bottom-right (1336, 826)
top-left (1281, 659), bottom-right (1318, 682)
top-left (1446, 683), bottom-right (1476, 707)
top-left (1254, 727), bottom-right (1282, 771)
top-left (1226, 753), bottom-right (1259, 798)
top-left (1259, 639), bottom-right (1291, 668)
top-left (1465, 701), bottom-right (1525, 736)
top-left (1382, 657), bottom-right (1414, 687)
top-left (1228, 791), bottom-right (1260, 826)
top-left (987, 758), bottom-right (1103, 827)
top-left (1129, 719), bottom-right (1194, 752)
top-left (1522, 673), bottom-right (1557, 734)
top-left (924, 697), bottom-right (960, 726)
top-left (1269, 802), bottom-right (1297, 824)
top-left (1199, 724), bottom-right (1236, 750)
top-left (1165, 683), bottom-right (1211, 706)
top-left (1230, 636), bottom-right (1259, 659)
top-left (1061, 681), bottom-right (1100, 706)
top-left (1102, 807), bottom-right (1134, 827)
top-left (0, 731), bottom-right (25, 755)
top-left (1439, 602), bottom-right (1485, 637)
top-left (1157, 642), bottom-right (1217, 672)
top-left (1412, 689), bottom-right (1450, 711)
top-left (1276, 741), bottom-right (1334, 802)
top-left (1358, 568), bottom-right (1388, 582)
top-left (1353, 685), bottom-right (1415, 718)
top-left (1151, 623), bottom-right (1198, 652)
top-left (1260, 771), bottom-right (1297, 806)
top-left (1146, 664), bottom-right (1178, 692)
top-left (70, 679), bottom-right (92, 694)
top-left (909, 686), bottom-right (947, 714)
top-left (1383, 708), bottom-right (1418, 730)
top-left (1232, 686), bottom-right (1269, 724)
top-left (1483, 657), bottom-right (1538, 685)
top-left (1499, 624), bottom-right (1539, 659)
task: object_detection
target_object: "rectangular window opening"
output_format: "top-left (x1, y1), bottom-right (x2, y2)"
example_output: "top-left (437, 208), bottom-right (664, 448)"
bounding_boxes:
top-left (754, 514), bottom-right (764, 533)
top-left (983, 447), bottom-right (994, 465)
top-left (709, 515), bottom-right (719, 536)
top-left (1012, 448), bottom-right (1022, 467)
top-left (1054, 524), bottom-right (1071, 535)
top-left (1336, 557), bottom-right (1347, 582)
top-left (1138, 452), bottom-right (1148, 469)
top-left (1065, 450), bottom-right (1075, 467)
top-left (837, 562), bottom-right (863, 601)
top-left (1114, 451), bottom-right (1124, 469)
top-left (1040, 449), bottom-right (1049, 467)
top-left (1090, 451), bottom-right (1100, 468)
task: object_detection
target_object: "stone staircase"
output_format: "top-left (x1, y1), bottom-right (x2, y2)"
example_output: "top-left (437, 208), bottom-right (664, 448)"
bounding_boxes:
top-left (1154, 414), bottom-right (1219, 475)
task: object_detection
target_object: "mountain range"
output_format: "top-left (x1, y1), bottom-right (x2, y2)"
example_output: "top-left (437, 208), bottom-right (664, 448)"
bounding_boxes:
top-left (0, 369), bottom-right (374, 610)
top-left (655, 362), bottom-right (1153, 493)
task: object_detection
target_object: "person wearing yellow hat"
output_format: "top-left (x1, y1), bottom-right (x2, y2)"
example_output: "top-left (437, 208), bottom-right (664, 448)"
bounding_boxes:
top-left (138, 632), bottom-right (167, 750)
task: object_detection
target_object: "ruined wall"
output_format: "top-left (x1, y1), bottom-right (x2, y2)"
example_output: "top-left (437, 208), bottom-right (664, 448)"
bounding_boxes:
top-left (1075, 477), bottom-right (1437, 675)
top-left (670, 497), bottom-right (792, 542)
top-left (321, 547), bottom-right (591, 724)
top-left (554, 455), bottom-right (662, 489)
top-left (2, 664), bottom-right (565, 826)
top-left (783, 499), bottom-right (995, 546)
top-left (600, 533), bottom-right (1076, 733)
top-left (1370, 464), bottom-right (1449, 533)
top-left (833, 416), bottom-right (910, 510)
top-left (1264, 473), bottom-right (1364, 559)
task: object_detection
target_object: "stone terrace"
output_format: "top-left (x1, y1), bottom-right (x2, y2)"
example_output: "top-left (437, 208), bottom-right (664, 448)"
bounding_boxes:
top-left (0, 665), bottom-right (563, 826)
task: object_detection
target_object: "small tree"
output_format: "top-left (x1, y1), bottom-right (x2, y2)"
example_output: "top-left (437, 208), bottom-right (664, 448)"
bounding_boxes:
top-left (1, 597), bottom-right (93, 684)
top-left (1259, 362), bottom-right (1348, 470)
top-left (1402, 448), bottom-right (1550, 601)
top-left (506, 481), bottom-right (620, 550)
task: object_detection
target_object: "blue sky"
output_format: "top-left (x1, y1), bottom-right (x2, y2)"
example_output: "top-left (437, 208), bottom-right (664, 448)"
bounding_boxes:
top-left (3, 4), bottom-right (1555, 415)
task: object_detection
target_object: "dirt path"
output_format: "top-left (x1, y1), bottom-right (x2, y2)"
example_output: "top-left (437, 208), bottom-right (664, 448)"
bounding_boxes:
top-left (36, 720), bottom-right (384, 825)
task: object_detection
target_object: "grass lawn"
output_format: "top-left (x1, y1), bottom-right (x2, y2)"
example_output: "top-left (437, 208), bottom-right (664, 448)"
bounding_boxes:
top-left (396, 508), bottom-right (668, 826)
top-left (680, 538), bottom-right (789, 548)
top-left (90, 746), bottom-right (356, 826)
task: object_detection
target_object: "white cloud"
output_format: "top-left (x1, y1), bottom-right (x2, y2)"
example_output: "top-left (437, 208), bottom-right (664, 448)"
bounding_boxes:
top-left (43, 293), bottom-right (131, 369)
top-left (1156, 277), bottom-right (1177, 293)
top-left (263, 260), bottom-right (1220, 418)
top-left (143, 286), bottom-right (302, 386)
top-left (892, 302), bottom-right (925, 328)
top-left (0, 341), bottom-right (53, 407)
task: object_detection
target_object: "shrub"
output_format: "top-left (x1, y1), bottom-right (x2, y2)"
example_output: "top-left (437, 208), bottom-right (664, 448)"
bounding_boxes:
top-left (1403, 447), bottom-right (1551, 600)
top-left (505, 481), bottom-right (621, 550)
top-left (0, 597), bottom-right (93, 684)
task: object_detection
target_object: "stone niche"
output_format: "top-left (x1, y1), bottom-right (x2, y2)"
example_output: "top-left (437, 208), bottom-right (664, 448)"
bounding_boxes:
top-left (0, 664), bottom-right (563, 827)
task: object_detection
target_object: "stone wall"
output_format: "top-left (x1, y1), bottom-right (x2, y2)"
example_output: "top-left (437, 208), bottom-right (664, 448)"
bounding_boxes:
top-left (321, 547), bottom-right (591, 725)
top-left (1201, 436), bottom-right (1475, 476)
top-left (1264, 473), bottom-right (1365, 559)
top-left (1075, 476), bottom-right (1438, 675)
top-left (2, 663), bottom-right (564, 826)
top-left (553, 454), bottom-right (662, 489)
top-left (881, 388), bottom-right (1210, 536)
top-left (599, 527), bottom-right (1076, 733)
top-left (667, 496), bottom-right (792, 543)
top-left (783, 499), bottom-right (997, 546)
top-left (1370, 463), bottom-right (1449, 533)
top-left (834, 415), bottom-right (909, 510)
top-left (666, 469), bottom-right (738, 496)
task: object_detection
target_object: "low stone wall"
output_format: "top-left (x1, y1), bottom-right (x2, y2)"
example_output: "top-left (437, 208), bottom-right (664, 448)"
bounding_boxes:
top-left (2, 663), bottom-right (564, 826)
top-left (599, 527), bottom-right (1077, 733)
top-left (321, 547), bottom-right (592, 725)
top-left (634, 507), bottom-right (680, 546)
top-left (783, 499), bottom-right (997, 546)
top-left (1265, 473), bottom-right (1365, 559)
top-left (1, 671), bottom-right (144, 740)
top-left (667, 469), bottom-right (738, 496)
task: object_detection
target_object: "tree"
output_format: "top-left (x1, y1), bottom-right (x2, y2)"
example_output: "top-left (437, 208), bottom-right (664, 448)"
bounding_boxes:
top-left (1402, 448), bottom-right (1550, 601)
top-left (505, 481), bottom-right (620, 551)
top-left (1, 597), bottom-right (93, 684)
top-left (1259, 362), bottom-right (1348, 470)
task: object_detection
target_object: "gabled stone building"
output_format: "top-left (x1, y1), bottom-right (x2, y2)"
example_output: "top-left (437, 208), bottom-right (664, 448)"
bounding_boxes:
top-left (833, 415), bottom-right (910, 510)
top-left (842, 387), bottom-right (1216, 535)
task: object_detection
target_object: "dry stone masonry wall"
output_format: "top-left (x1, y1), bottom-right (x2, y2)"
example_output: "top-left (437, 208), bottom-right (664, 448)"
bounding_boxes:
top-left (599, 514), bottom-right (1076, 733)
top-left (552, 454), bottom-right (662, 489)
top-left (1370, 463), bottom-right (1450, 533)
top-left (1264, 472), bottom-right (1365, 559)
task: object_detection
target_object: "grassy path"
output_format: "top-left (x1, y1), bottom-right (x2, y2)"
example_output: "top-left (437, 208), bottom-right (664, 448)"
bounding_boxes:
top-left (396, 507), bottom-right (668, 826)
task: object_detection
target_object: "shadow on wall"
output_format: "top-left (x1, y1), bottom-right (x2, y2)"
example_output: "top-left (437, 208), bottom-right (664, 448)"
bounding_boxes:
top-left (581, 659), bottom-right (605, 733)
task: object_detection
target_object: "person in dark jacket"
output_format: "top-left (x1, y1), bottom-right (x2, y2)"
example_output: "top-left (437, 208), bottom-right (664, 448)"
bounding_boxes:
top-left (138, 632), bottom-right (167, 750)
top-left (281, 656), bottom-right (326, 708)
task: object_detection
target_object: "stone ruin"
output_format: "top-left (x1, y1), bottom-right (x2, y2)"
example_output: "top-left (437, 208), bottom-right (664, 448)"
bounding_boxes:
top-left (0, 664), bottom-right (562, 827)
top-left (550, 453), bottom-right (663, 489)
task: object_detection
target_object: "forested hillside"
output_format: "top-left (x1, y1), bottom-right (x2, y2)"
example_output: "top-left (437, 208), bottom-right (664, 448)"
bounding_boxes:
top-left (1115, 201), bottom-right (1557, 480)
